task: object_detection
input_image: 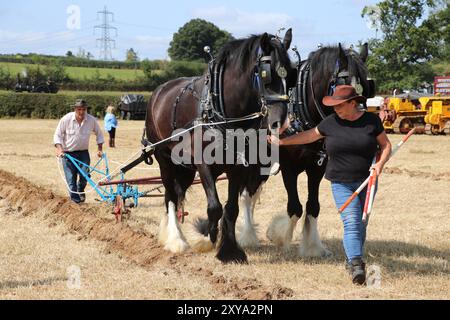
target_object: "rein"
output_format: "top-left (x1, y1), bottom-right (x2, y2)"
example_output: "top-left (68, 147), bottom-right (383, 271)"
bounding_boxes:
top-left (141, 36), bottom-right (291, 160)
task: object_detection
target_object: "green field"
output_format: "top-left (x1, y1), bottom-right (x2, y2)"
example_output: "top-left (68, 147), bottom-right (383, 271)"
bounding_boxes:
top-left (0, 62), bottom-right (145, 80)
top-left (432, 62), bottom-right (450, 76)
top-left (0, 89), bottom-right (150, 96)
top-left (58, 90), bottom-right (150, 96)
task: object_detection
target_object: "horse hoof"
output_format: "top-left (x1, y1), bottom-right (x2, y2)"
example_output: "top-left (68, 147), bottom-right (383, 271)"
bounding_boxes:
top-left (238, 227), bottom-right (260, 248)
top-left (216, 248), bottom-right (248, 264)
top-left (298, 245), bottom-right (332, 258)
top-left (238, 234), bottom-right (260, 248)
top-left (164, 238), bottom-right (189, 254)
top-left (190, 236), bottom-right (214, 253)
top-left (322, 248), bottom-right (333, 257)
top-left (185, 222), bottom-right (215, 253)
top-left (266, 215), bottom-right (294, 247)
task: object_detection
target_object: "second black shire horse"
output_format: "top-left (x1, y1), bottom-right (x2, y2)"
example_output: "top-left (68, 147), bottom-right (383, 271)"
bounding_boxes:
top-left (239, 43), bottom-right (375, 257)
top-left (145, 30), bottom-right (295, 263)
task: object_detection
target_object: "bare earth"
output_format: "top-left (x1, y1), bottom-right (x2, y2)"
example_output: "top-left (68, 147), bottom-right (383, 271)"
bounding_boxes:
top-left (0, 119), bottom-right (448, 300)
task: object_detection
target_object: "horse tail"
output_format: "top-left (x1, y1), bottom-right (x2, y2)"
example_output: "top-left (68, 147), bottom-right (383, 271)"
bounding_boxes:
top-left (194, 217), bottom-right (209, 236)
top-left (185, 218), bottom-right (214, 253)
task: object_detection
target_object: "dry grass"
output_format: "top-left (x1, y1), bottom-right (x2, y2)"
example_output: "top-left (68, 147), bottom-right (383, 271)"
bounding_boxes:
top-left (0, 119), bottom-right (448, 300)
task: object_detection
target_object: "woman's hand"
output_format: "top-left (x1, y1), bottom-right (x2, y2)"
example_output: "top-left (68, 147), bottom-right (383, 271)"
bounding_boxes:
top-left (267, 135), bottom-right (282, 146)
top-left (371, 162), bottom-right (384, 176)
top-left (374, 131), bottom-right (392, 177)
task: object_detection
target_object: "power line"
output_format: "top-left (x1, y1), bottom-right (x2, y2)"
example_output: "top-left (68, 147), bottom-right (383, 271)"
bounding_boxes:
top-left (94, 6), bottom-right (117, 61)
top-left (114, 20), bottom-right (175, 32)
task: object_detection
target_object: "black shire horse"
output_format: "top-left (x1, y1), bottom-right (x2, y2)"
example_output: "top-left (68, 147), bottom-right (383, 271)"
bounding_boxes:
top-left (238, 43), bottom-right (375, 257)
top-left (144, 30), bottom-right (295, 263)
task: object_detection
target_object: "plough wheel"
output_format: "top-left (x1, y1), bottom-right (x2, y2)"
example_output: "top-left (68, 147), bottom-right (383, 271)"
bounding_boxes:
top-left (113, 195), bottom-right (123, 223)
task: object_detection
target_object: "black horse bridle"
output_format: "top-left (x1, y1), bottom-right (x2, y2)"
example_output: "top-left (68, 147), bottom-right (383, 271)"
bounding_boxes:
top-left (253, 41), bottom-right (290, 117)
top-left (328, 58), bottom-right (364, 97)
top-left (292, 49), bottom-right (368, 130)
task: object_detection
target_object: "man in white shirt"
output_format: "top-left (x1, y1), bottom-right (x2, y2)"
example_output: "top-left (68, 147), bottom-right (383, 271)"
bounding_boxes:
top-left (54, 99), bottom-right (105, 203)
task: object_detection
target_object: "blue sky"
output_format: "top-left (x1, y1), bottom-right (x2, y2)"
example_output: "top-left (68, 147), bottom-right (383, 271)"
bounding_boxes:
top-left (0, 0), bottom-right (380, 61)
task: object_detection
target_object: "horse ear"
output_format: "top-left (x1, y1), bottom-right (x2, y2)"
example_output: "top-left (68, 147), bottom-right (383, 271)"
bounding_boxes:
top-left (359, 42), bottom-right (369, 63)
top-left (338, 43), bottom-right (348, 68)
top-left (283, 28), bottom-right (292, 50)
top-left (260, 33), bottom-right (271, 53)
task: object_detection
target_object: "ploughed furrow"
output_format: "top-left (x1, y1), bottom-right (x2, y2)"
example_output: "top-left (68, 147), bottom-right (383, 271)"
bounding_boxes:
top-left (0, 169), bottom-right (294, 300)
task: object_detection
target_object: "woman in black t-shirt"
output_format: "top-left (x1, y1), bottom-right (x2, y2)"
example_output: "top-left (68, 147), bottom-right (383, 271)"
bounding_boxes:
top-left (268, 85), bottom-right (392, 285)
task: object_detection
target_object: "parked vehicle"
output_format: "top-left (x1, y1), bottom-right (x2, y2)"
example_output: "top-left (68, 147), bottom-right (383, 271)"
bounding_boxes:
top-left (118, 94), bottom-right (147, 120)
top-left (423, 96), bottom-right (450, 135)
top-left (14, 74), bottom-right (59, 94)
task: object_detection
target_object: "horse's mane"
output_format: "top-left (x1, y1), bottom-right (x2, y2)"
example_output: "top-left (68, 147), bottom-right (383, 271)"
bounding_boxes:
top-left (216, 34), bottom-right (291, 73)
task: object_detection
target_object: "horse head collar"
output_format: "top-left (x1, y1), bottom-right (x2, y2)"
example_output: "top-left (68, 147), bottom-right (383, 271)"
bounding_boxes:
top-left (253, 36), bottom-right (292, 114)
top-left (328, 43), bottom-right (375, 99)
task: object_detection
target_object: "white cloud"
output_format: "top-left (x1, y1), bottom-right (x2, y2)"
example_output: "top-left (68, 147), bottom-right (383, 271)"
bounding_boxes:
top-left (134, 35), bottom-right (172, 47)
top-left (120, 35), bottom-right (173, 60)
top-left (192, 6), bottom-right (296, 37)
top-left (0, 30), bottom-right (79, 46)
top-left (0, 30), bottom-right (95, 57)
top-left (0, 30), bottom-right (47, 43)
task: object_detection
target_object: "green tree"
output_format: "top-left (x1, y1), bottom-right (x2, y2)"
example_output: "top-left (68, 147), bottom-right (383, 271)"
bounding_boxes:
top-left (126, 48), bottom-right (139, 63)
top-left (0, 66), bottom-right (13, 89)
top-left (168, 19), bottom-right (233, 61)
top-left (44, 62), bottom-right (68, 83)
top-left (25, 65), bottom-right (46, 84)
top-left (362, 0), bottom-right (441, 92)
top-left (427, 0), bottom-right (450, 61)
top-left (76, 47), bottom-right (87, 59)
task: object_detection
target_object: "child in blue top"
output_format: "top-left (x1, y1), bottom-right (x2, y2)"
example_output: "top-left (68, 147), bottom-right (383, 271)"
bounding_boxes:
top-left (104, 105), bottom-right (118, 148)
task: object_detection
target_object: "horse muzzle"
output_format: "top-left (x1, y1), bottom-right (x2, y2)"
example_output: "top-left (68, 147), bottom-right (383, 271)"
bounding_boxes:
top-left (269, 114), bottom-right (290, 135)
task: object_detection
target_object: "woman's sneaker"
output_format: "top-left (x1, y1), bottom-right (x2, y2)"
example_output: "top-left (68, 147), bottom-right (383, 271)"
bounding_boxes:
top-left (346, 258), bottom-right (366, 285)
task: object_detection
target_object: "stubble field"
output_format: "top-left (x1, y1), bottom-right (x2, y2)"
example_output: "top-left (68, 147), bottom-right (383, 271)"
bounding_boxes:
top-left (0, 119), bottom-right (448, 300)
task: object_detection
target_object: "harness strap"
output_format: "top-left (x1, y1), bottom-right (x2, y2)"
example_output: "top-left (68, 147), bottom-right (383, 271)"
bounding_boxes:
top-left (310, 64), bottom-right (328, 121)
top-left (171, 77), bottom-right (201, 130)
top-left (292, 61), bottom-right (315, 130)
top-left (300, 61), bottom-right (315, 128)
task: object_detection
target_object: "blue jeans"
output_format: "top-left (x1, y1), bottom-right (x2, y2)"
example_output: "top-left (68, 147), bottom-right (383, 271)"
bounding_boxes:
top-left (62, 150), bottom-right (90, 203)
top-left (331, 181), bottom-right (376, 262)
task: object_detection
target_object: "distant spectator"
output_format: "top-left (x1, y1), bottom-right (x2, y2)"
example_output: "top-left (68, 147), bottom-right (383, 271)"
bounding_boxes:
top-left (104, 105), bottom-right (118, 148)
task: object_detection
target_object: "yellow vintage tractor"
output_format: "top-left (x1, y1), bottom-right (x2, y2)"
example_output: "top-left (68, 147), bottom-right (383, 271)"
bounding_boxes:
top-left (380, 93), bottom-right (428, 134)
top-left (422, 96), bottom-right (450, 135)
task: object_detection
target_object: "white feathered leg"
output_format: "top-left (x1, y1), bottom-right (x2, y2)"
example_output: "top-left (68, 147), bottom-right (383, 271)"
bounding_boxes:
top-left (158, 212), bottom-right (169, 246)
top-left (238, 188), bottom-right (261, 248)
top-left (162, 201), bottom-right (189, 253)
top-left (298, 215), bottom-right (331, 257)
top-left (266, 214), bottom-right (299, 249)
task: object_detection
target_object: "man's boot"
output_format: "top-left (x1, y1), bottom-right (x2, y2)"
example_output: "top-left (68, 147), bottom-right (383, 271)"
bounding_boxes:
top-left (109, 138), bottom-right (113, 148)
top-left (111, 138), bottom-right (115, 148)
